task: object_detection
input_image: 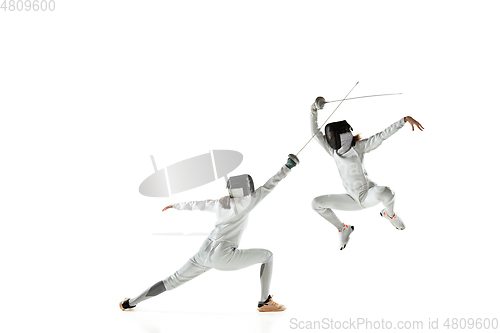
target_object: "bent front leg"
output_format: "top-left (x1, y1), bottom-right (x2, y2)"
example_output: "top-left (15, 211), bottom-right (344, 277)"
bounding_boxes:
top-left (210, 244), bottom-right (274, 303)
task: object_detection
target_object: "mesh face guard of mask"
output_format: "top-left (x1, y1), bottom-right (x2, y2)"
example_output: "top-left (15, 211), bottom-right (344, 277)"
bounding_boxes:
top-left (227, 174), bottom-right (255, 198)
top-left (325, 120), bottom-right (353, 150)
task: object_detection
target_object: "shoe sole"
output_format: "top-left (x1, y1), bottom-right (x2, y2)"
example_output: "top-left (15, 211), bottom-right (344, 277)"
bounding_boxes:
top-left (258, 306), bottom-right (286, 312)
top-left (340, 226), bottom-right (354, 250)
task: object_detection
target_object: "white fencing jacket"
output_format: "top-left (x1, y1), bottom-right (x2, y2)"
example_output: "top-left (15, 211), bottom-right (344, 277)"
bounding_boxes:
top-left (173, 165), bottom-right (291, 246)
top-left (311, 108), bottom-right (405, 201)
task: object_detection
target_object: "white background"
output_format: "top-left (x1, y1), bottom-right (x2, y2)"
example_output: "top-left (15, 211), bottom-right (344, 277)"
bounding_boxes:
top-left (1, 1), bottom-right (499, 332)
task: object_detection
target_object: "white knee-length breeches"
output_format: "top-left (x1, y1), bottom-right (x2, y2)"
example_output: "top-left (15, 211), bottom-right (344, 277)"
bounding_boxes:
top-left (129, 238), bottom-right (273, 306)
top-left (311, 186), bottom-right (395, 230)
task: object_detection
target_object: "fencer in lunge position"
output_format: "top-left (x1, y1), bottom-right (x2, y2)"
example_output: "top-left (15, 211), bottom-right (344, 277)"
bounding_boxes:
top-left (310, 97), bottom-right (424, 250)
top-left (119, 154), bottom-right (299, 312)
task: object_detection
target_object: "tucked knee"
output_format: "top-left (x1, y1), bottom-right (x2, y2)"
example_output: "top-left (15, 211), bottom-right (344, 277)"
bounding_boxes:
top-left (311, 198), bottom-right (324, 212)
top-left (372, 186), bottom-right (394, 200)
top-left (263, 250), bottom-right (273, 264)
top-left (382, 187), bottom-right (395, 200)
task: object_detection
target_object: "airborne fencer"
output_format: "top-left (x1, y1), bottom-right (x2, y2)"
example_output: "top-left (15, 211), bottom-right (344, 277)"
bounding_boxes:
top-left (310, 97), bottom-right (424, 250)
top-left (120, 154), bottom-right (299, 312)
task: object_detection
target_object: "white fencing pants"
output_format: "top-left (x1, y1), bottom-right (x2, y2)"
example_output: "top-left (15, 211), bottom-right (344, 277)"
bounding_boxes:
top-left (311, 186), bottom-right (395, 230)
top-left (129, 239), bottom-right (273, 306)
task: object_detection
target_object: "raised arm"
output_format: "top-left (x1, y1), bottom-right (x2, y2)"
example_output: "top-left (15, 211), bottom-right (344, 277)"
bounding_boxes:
top-left (247, 155), bottom-right (298, 210)
top-left (310, 103), bottom-right (331, 154)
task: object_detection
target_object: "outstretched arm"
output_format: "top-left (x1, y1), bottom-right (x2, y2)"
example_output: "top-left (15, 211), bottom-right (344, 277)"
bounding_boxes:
top-left (162, 200), bottom-right (218, 213)
top-left (356, 116), bottom-right (424, 153)
top-left (247, 155), bottom-right (299, 210)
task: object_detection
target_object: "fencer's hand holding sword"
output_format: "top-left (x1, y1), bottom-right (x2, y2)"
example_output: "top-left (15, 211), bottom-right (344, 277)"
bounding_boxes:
top-left (286, 154), bottom-right (299, 169)
top-left (310, 97), bottom-right (326, 112)
top-left (297, 82), bottom-right (360, 156)
top-left (404, 116), bottom-right (424, 131)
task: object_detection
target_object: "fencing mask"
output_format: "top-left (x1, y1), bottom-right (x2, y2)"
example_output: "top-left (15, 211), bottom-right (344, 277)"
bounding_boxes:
top-left (227, 174), bottom-right (255, 198)
top-left (325, 120), bottom-right (354, 155)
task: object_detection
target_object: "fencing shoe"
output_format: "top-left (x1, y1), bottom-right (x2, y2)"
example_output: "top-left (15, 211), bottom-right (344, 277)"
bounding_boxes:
top-left (380, 209), bottom-right (405, 230)
top-left (339, 223), bottom-right (354, 250)
top-left (119, 298), bottom-right (136, 311)
top-left (257, 295), bottom-right (286, 312)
